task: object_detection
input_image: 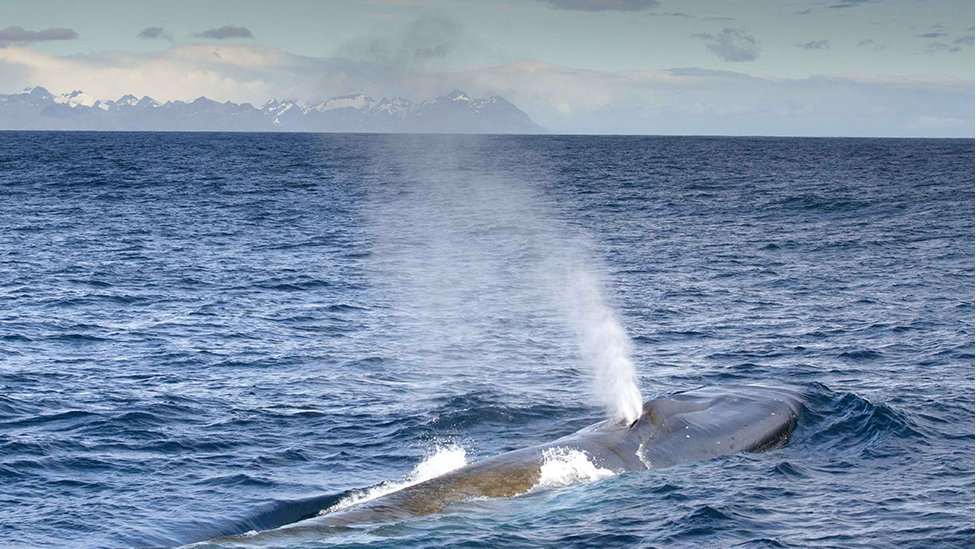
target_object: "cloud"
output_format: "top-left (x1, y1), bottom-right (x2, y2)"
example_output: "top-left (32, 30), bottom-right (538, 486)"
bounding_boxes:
top-left (337, 15), bottom-right (465, 66)
top-left (797, 40), bottom-right (830, 50)
top-left (649, 11), bottom-right (693, 18)
top-left (921, 32), bottom-right (974, 54)
top-left (647, 12), bottom-right (734, 21)
top-left (0, 44), bottom-right (316, 105)
top-left (828, 0), bottom-right (874, 9)
top-left (541, 0), bottom-right (660, 12)
top-left (0, 26), bottom-right (78, 42)
top-left (138, 27), bottom-right (173, 41)
top-left (694, 28), bottom-right (760, 62)
top-left (917, 25), bottom-right (949, 39)
top-left (457, 63), bottom-right (973, 136)
top-left (405, 16), bottom-right (462, 58)
top-left (798, 0), bottom-right (878, 14)
top-left (922, 42), bottom-right (962, 54)
top-left (194, 26), bottom-right (253, 40)
top-left (856, 38), bottom-right (885, 51)
top-left (361, 0), bottom-right (441, 5)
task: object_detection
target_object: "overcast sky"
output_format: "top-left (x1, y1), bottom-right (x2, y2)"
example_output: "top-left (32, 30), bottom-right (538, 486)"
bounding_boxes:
top-left (0, 0), bottom-right (972, 136)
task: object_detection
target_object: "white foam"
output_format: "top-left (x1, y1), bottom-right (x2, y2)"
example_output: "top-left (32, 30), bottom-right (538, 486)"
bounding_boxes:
top-left (534, 447), bottom-right (615, 490)
top-left (321, 445), bottom-right (467, 515)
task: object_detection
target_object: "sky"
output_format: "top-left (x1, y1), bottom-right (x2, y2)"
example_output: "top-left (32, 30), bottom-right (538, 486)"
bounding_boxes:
top-left (0, 0), bottom-right (972, 136)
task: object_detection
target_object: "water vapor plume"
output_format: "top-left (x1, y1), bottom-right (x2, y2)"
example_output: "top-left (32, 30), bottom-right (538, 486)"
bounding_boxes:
top-left (365, 137), bottom-right (643, 423)
top-left (560, 267), bottom-right (643, 423)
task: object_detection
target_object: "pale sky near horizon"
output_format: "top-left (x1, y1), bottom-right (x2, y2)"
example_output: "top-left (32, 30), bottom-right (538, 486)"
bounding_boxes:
top-left (0, 0), bottom-right (973, 136)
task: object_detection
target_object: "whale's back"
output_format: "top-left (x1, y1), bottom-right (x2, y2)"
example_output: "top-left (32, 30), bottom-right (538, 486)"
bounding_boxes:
top-left (636, 385), bottom-right (801, 468)
top-left (220, 385), bottom-right (802, 540)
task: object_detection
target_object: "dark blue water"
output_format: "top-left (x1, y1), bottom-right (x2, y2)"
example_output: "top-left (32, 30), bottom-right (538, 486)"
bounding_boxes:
top-left (1, 133), bottom-right (972, 548)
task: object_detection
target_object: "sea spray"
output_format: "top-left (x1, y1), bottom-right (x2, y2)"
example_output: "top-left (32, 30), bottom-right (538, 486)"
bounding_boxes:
top-left (321, 444), bottom-right (468, 515)
top-left (534, 447), bottom-right (616, 489)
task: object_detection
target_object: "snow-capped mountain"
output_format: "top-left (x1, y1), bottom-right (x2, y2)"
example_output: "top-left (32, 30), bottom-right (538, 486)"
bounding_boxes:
top-left (0, 87), bottom-right (543, 134)
top-left (52, 90), bottom-right (98, 109)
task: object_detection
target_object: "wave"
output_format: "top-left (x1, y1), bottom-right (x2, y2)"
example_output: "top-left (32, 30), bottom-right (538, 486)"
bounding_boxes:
top-left (796, 383), bottom-right (927, 455)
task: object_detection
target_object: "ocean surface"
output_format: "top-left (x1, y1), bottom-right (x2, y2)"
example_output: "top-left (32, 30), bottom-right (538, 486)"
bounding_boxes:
top-left (0, 132), bottom-right (972, 548)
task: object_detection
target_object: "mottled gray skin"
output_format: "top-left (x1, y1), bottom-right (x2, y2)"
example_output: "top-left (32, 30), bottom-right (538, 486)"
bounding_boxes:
top-left (216, 385), bottom-right (800, 542)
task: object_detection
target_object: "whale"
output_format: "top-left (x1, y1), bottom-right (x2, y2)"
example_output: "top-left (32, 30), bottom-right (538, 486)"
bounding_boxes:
top-left (207, 385), bottom-right (801, 543)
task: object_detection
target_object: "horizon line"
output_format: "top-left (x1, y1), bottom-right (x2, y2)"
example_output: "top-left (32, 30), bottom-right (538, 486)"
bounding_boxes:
top-left (0, 129), bottom-right (972, 139)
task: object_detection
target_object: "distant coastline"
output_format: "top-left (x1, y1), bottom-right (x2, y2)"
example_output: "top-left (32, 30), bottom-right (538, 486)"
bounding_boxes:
top-left (0, 87), bottom-right (544, 134)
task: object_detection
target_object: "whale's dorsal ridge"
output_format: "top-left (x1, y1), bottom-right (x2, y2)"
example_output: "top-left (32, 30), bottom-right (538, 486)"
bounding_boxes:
top-left (214, 384), bottom-right (803, 542)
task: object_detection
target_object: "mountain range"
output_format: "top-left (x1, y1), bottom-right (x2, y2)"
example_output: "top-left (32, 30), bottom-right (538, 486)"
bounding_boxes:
top-left (0, 87), bottom-right (544, 134)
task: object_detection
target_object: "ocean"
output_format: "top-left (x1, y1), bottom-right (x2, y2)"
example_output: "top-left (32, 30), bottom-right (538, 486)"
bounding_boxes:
top-left (0, 132), bottom-right (972, 548)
